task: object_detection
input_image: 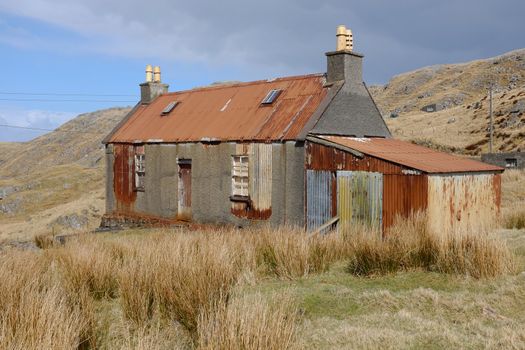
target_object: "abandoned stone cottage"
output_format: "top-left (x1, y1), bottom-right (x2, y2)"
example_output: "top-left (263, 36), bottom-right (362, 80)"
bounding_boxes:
top-left (102, 26), bottom-right (503, 233)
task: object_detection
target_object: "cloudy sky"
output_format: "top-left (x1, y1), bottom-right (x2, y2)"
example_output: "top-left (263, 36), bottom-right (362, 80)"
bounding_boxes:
top-left (0, 0), bottom-right (524, 141)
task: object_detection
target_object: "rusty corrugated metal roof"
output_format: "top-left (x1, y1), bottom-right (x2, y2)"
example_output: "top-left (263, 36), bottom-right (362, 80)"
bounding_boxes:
top-left (316, 136), bottom-right (504, 173)
top-left (109, 74), bottom-right (328, 143)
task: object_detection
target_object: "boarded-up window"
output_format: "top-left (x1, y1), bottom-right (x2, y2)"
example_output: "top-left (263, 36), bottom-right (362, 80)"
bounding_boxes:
top-left (134, 146), bottom-right (145, 191)
top-left (232, 155), bottom-right (249, 197)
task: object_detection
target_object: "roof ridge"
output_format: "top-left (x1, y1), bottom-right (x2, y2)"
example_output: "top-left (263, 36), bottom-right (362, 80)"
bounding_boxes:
top-left (163, 73), bottom-right (325, 95)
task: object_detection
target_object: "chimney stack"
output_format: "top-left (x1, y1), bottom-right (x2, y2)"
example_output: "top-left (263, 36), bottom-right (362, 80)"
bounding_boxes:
top-left (345, 29), bottom-right (353, 51)
top-left (325, 25), bottom-right (363, 86)
top-left (153, 66), bottom-right (161, 83)
top-left (140, 64), bottom-right (168, 104)
top-left (145, 64), bottom-right (153, 83)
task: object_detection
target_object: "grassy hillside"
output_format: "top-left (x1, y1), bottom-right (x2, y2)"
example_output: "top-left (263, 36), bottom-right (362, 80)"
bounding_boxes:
top-left (0, 107), bottom-right (130, 242)
top-left (370, 49), bottom-right (525, 154)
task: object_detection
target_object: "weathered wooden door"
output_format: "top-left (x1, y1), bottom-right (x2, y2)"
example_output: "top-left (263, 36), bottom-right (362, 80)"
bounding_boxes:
top-left (337, 171), bottom-right (383, 230)
top-left (177, 160), bottom-right (192, 221)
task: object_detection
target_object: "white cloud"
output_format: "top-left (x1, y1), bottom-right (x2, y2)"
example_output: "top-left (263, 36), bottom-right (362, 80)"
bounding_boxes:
top-left (0, 0), bottom-right (523, 81)
top-left (0, 107), bottom-right (76, 141)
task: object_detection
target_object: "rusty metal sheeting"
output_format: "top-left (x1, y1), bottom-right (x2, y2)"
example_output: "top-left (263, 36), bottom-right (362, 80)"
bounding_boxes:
top-left (337, 171), bottom-right (382, 231)
top-left (316, 136), bottom-right (504, 173)
top-left (305, 141), bottom-right (406, 174)
top-left (250, 144), bottom-right (272, 211)
top-left (109, 74), bottom-right (328, 143)
top-left (306, 170), bottom-right (333, 231)
top-left (231, 143), bottom-right (272, 220)
top-left (113, 144), bottom-right (136, 213)
top-left (427, 174), bottom-right (500, 235)
top-left (382, 174), bottom-right (428, 233)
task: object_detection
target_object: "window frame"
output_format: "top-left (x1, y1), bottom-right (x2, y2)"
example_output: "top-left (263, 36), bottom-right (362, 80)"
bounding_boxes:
top-left (505, 158), bottom-right (518, 168)
top-left (134, 146), bottom-right (146, 192)
top-left (231, 155), bottom-right (249, 199)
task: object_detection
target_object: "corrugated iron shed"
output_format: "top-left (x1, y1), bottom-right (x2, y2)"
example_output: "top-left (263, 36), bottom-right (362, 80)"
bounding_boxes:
top-left (315, 136), bottom-right (504, 173)
top-left (108, 74), bottom-right (328, 143)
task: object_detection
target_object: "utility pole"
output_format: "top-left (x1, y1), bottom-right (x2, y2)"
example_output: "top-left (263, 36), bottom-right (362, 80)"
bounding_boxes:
top-left (489, 85), bottom-right (493, 153)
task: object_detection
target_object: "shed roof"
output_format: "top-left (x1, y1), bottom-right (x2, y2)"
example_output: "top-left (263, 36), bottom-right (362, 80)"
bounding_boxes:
top-left (314, 135), bottom-right (504, 173)
top-left (108, 74), bottom-right (329, 143)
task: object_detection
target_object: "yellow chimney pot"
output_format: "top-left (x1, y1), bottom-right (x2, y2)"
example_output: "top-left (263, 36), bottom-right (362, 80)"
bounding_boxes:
top-left (153, 66), bottom-right (161, 83)
top-left (346, 28), bottom-right (353, 51)
top-left (336, 25), bottom-right (347, 51)
top-left (145, 64), bottom-right (153, 83)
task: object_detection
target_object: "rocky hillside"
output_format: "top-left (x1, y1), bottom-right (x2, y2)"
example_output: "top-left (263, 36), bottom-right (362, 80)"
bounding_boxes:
top-left (0, 107), bottom-right (130, 242)
top-left (370, 49), bottom-right (525, 154)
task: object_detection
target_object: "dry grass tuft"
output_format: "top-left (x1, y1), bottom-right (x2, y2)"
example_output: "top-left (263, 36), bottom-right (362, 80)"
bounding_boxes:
top-left (254, 226), bottom-right (342, 279)
top-left (197, 292), bottom-right (299, 350)
top-left (503, 204), bottom-right (525, 229)
top-left (52, 236), bottom-right (120, 299)
top-left (347, 213), bottom-right (516, 278)
top-left (153, 234), bottom-right (241, 334)
top-left (0, 251), bottom-right (95, 349)
top-left (33, 233), bottom-right (56, 249)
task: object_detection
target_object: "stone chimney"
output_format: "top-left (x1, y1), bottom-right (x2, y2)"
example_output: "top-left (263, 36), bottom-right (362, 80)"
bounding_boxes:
top-left (325, 25), bottom-right (363, 87)
top-left (140, 65), bottom-right (169, 104)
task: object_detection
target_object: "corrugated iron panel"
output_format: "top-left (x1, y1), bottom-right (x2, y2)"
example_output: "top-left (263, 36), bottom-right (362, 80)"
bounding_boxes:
top-left (113, 144), bottom-right (136, 213)
top-left (427, 174), bottom-right (500, 234)
top-left (231, 143), bottom-right (272, 220)
top-left (315, 136), bottom-right (503, 173)
top-left (305, 141), bottom-right (406, 174)
top-left (109, 74), bottom-right (328, 143)
top-left (382, 174), bottom-right (428, 233)
top-left (337, 171), bottom-right (382, 230)
top-left (306, 170), bottom-right (332, 231)
top-left (250, 143), bottom-right (272, 211)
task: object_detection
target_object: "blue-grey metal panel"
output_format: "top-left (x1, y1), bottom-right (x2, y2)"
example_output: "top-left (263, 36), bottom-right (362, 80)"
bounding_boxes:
top-left (306, 170), bottom-right (332, 231)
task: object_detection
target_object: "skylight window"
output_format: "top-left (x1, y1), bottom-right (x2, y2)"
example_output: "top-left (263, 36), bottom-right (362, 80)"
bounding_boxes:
top-left (161, 101), bottom-right (179, 115)
top-left (261, 89), bottom-right (282, 105)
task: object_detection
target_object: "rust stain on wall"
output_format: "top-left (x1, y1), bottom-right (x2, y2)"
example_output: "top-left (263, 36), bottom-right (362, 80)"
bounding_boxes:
top-left (113, 143), bottom-right (136, 213)
top-left (427, 174), bottom-right (500, 235)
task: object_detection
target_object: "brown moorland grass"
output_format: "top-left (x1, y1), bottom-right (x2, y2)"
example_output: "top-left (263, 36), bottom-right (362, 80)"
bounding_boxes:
top-left (0, 220), bottom-right (518, 349)
top-left (197, 292), bottom-right (299, 350)
top-left (0, 251), bottom-right (95, 349)
top-left (346, 214), bottom-right (516, 278)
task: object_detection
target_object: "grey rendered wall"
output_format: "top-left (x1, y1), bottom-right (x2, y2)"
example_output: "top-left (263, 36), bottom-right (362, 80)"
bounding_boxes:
top-left (107, 141), bottom-right (306, 228)
top-left (481, 152), bottom-right (525, 169)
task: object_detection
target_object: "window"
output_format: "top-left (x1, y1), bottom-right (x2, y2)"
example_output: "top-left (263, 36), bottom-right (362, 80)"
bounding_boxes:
top-left (232, 155), bottom-right (249, 197)
top-left (505, 158), bottom-right (518, 168)
top-left (261, 89), bottom-right (282, 105)
top-left (161, 101), bottom-right (179, 115)
top-left (134, 146), bottom-right (145, 191)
